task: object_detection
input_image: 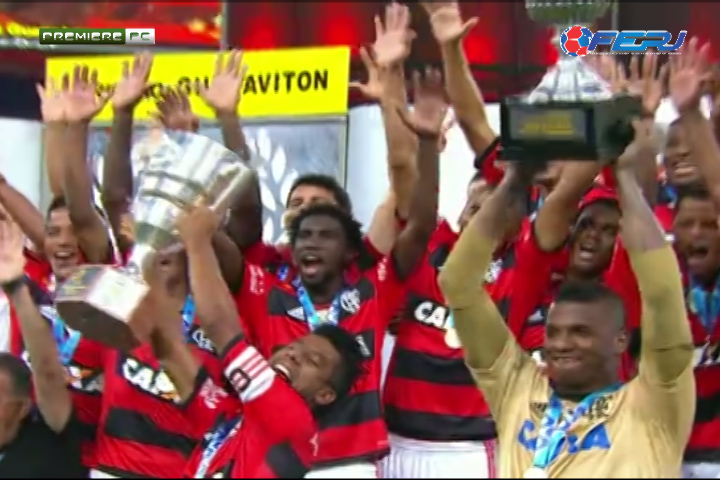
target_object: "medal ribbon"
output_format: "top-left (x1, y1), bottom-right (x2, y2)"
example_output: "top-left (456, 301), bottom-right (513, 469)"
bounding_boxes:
top-left (689, 274), bottom-right (720, 334)
top-left (294, 278), bottom-right (343, 330)
top-left (532, 383), bottom-right (621, 471)
top-left (38, 304), bottom-right (81, 367)
top-left (181, 295), bottom-right (196, 340)
top-left (279, 264), bottom-right (345, 330)
top-left (194, 416), bottom-right (241, 478)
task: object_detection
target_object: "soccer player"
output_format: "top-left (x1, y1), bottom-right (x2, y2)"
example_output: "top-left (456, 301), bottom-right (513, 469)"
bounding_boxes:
top-left (138, 269), bottom-right (365, 478)
top-left (439, 129), bottom-right (695, 477)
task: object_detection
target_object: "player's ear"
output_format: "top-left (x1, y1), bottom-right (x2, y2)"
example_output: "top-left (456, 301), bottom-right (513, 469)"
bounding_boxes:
top-left (313, 386), bottom-right (337, 407)
top-left (614, 329), bottom-right (628, 355)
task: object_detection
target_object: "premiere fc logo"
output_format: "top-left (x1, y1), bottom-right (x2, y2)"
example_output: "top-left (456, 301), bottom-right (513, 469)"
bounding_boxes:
top-left (560, 26), bottom-right (594, 57)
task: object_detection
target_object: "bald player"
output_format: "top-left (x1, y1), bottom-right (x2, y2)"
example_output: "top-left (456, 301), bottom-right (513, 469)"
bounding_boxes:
top-left (439, 147), bottom-right (695, 477)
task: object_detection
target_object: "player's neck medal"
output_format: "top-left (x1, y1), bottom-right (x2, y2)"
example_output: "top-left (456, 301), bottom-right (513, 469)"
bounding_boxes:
top-left (444, 327), bottom-right (461, 349)
top-left (523, 467), bottom-right (549, 478)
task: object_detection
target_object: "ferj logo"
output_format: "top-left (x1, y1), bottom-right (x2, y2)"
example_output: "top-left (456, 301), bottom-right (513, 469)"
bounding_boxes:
top-left (560, 27), bottom-right (687, 57)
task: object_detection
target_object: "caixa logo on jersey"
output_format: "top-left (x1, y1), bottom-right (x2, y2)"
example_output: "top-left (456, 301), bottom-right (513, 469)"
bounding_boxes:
top-left (187, 325), bottom-right (216, 354)
top-left (21, 351), bottom-right (102, 394)
top-left (559, 26), bottom-right (686, 57)
top-left (120, 356), bottom-right (179, 402)
top-left (413, 300), bottom-right (451, 330)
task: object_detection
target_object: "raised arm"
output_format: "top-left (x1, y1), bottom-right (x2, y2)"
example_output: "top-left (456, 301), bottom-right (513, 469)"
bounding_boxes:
top-left (102, 52), bottom-right (153, 254)
top-left (671, 40), bottom-right (720, 209)
top-left (178, 206), bottom-right (245, 353)
top-left (60, 66), bottom-right (112, 263)
top-left (36, 79), bottom-right (67, 197)
top-left (534, 162), bottom-right (602, 251)
top-left (438, 166), bottom-right (537, 416)
top-left (0, 179), bottom-right (44, 250)
top-left (615, 119), bottom-right (694, 437)
top-left (423, 1), bottom-right (495, 157)
top-left (0, 216), bottom-right (72, 433)
top-left (200, 50), bottom-right (252, 163)
top-left (390, 70), bottom-right (442, 279)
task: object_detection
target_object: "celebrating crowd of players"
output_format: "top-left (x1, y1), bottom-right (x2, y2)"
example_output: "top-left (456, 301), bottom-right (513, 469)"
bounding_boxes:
top-left (0, 1), bottom-right (717, 478)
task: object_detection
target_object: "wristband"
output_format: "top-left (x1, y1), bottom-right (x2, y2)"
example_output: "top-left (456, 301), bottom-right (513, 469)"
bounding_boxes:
top-left (1, 276), bottom-right (26, 295)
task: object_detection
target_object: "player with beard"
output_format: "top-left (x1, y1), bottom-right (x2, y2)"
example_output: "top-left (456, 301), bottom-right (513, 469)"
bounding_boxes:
top-left (664, 39), bottom-right (720, 477)
top-left (134, 266), bottom-right (365, 478)
top-left (224, 4), bottom-right (419, 287)
top-left (185, 70), bottom-right (442, 478)
top-left (0, 212), bottom-right (92, 477)
top-left (440, 141), bottom-right (694, 477)
top-left (672, 185), bottom-right (720, 477)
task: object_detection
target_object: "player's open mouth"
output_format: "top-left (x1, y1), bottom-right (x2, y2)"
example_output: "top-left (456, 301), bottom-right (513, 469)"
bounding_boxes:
top-left (687, 245), bottom-right (710, 263)
top-left (272, 363), bottom-right (292, 383)
top-left (299, 254), bottom-right (323, 276)
top-left (52, 250), bottom-right (78, 266)
top-left (576, 242), bottom-right (597, 261)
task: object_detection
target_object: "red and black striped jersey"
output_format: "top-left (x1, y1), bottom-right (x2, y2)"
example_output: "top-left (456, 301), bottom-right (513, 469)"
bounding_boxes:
top-left (11, 268), bottom-right (103, 469)
top-left (234, 256), bottom-right (406, 467)
top-left (679, 260), bottom-right (720, 464)
top-left (93, 326), bottom-right (222, 478)
top-left (184, 337), bottom-right (316, 478)
top-left (384, 219), bottom-right (496, 441)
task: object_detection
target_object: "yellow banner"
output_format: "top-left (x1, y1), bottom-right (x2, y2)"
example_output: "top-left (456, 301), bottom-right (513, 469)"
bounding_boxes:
top-left (45, 47), bottom-right (350, 122)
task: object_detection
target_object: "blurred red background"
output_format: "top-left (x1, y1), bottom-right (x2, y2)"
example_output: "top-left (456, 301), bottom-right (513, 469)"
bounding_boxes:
top-left (0, 1), bottom-right (706, 119)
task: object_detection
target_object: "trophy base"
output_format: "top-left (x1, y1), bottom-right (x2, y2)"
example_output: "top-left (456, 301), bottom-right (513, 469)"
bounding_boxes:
top-left (54, 265), bottom-right (151, 351)
top-left (499, 94), bottom-right (643, 163)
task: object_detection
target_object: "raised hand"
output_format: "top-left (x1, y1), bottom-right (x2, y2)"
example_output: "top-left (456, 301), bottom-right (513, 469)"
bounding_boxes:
top-left (616, 119), bottom-right (658, 172)
top-left (669, 37), bottom-right (712, 113)
top-left (372, 3), bottom-right (415, 68)
top-left (177, 205), bottom-right (220, 249)
top-left (111, 51), bottom-right (153, 111)
top-left (398, 68), bottom-right (448, 138)
top-left (199, 49), bottom-right (247, 115)
top-left (625, 54), bottom-right (668, 114)
top-left (63, 65), bottom-right (109, 122)
top-left (36, 77), bottom-right (67, 123)
top-left (421, 1), bottom-right (478, 45)
top-left (0, 214), bottom-right (26, 283)
top-left (438, 114), bottom-right (456, 152)
top-left (155, 88), bottom-right (199, 132)
top-left (349, 47), bottom-right (385, 101)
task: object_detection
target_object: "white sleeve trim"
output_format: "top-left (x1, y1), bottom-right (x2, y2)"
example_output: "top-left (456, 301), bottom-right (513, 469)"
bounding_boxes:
top-left (224, 344), bottom-right (276, 403)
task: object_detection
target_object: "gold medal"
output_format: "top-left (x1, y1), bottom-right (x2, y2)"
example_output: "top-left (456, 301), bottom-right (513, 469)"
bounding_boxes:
top-left (523, 467), bottom-right (548, 479)
top-left (444, 327), bottom-right (461, 349)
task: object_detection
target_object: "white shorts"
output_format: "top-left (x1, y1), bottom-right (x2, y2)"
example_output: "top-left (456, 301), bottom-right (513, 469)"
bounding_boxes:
top-left (379, 433), bottom-right (497, 478)
top-left (305, 462), bottom-right (377, 478)
top-left (683, 462), bottom-right (720, 478)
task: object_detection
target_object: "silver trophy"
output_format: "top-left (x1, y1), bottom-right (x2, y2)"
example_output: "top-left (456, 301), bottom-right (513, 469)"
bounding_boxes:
top-left (55, 132), bottom-right (255, 351)
top-left (500, 0), bottom-right (642, 163)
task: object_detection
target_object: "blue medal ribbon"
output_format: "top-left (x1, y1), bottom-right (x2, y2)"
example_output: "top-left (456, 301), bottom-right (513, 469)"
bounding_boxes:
top-left (279, 263), bottom-right (344, 330)
top-left (294, 278), bottom-right (343, 330)
top-left (38, 304), bottom-right (81, 367)
top-left (194, 417), bottom-right (241, 478)
top-left (689, 275), bottom-right (720, 334)
top-left (181, 295), bottom-right (196, 340)
top-left (531, 383), bottom-right (621, 471)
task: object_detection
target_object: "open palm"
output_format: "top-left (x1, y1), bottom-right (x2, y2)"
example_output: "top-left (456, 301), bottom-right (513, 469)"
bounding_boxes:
top-left (372, 3), bottom-right (415, 68)
top-left (111, 51), bottom-right (153, 110)
top-left (36, 77), bottom-right (67, 122)
top-left (200, 49), bottom-right (247, 115)
top-left (64, 65), bottom-right (108, 122)
top-left (0, 217), bottom-right (25, 283)
top-left (421, 1), bottom-right (478, 45)
top-left (669, 37), bottom-right (711, 112)
top-left (399, 68), bottom-right (447, 137)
